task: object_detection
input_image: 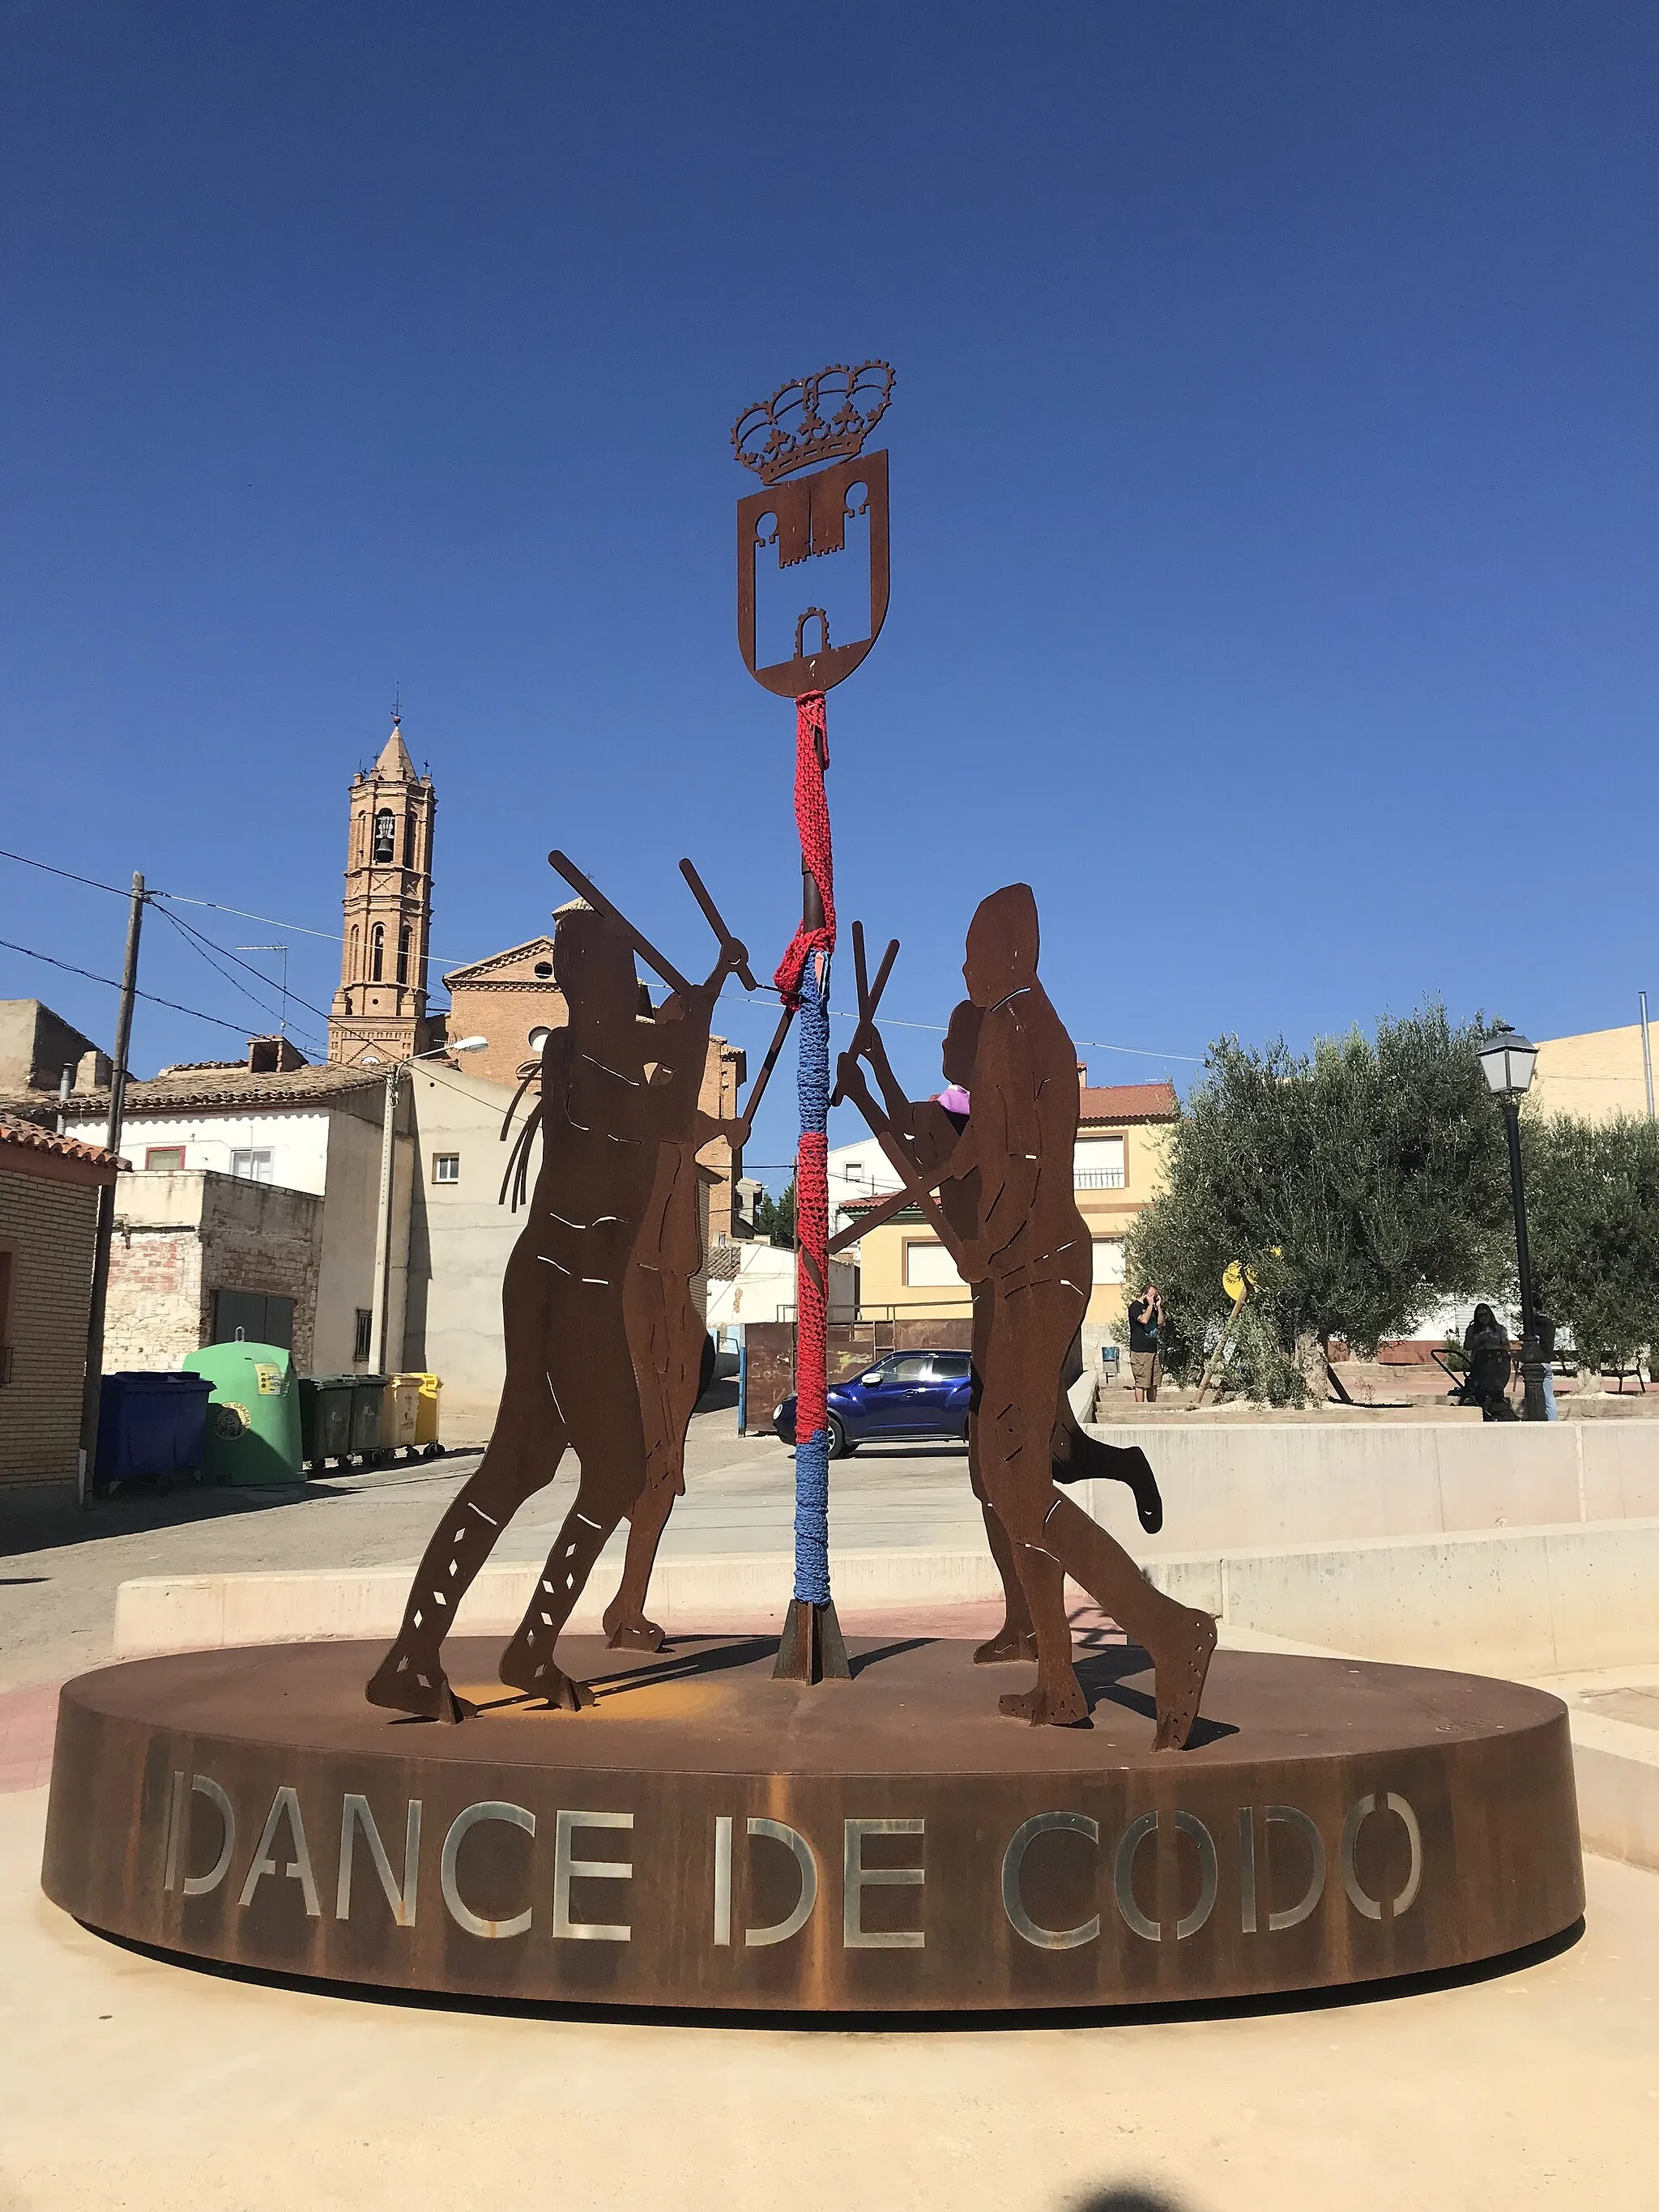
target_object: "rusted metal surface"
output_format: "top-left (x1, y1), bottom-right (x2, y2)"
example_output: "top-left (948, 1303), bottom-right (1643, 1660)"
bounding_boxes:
top-left (733, 359), bottom-right (893, 699)
top-left (835, 885), bottom-right (1213, 1743)
top-left (367, 872), bottom-right (752, 1717)
top-left (44, 1640), bottom-right (1584, 2012)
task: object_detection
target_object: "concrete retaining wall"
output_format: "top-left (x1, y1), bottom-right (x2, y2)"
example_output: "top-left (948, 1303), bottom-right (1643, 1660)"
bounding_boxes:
top-left (1141, 1518), bottom-right (1659, 1677)
top-left (113, 1515), bottom-right (1659, 1679)
top-left (1075, 1420), bottom-right (1659, 1556)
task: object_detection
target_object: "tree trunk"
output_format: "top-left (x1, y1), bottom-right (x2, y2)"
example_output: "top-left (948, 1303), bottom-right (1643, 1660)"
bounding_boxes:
top-left (1293, 1329), bottom-right (1332, 1404)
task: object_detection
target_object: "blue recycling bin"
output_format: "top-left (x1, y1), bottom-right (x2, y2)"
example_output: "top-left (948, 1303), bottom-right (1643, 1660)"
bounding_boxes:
top-left (96, 1372), bottom-right (214, 1486)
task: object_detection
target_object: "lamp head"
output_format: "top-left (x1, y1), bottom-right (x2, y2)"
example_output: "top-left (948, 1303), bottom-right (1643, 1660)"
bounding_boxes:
top-left (450, 1036), bottom-right (488, 1054)
top-left (1478, 1025), bottom-right (1537, 1100)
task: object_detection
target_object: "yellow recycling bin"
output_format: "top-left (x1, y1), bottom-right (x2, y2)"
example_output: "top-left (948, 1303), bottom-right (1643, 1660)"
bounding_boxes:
top-left (392, 1371), bottom-right (443, 1458)
top-left (385, 1375), bottom-right (423, 1456)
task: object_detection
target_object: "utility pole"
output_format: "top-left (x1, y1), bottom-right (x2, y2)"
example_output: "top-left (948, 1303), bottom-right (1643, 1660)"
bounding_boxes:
top-left (1641, 991), bottom-right (1653, 1123)
top-left (79, 872), bottom-right (146, 1503)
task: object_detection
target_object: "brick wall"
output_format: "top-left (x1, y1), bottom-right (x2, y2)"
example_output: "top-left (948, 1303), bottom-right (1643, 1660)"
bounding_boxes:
top-left (101, 1225), bottom-right (203, 1371)
top-left (0, 1165), bottom-right (99, 1485)
top-left (104, 1173), bottom-right (323, 1375)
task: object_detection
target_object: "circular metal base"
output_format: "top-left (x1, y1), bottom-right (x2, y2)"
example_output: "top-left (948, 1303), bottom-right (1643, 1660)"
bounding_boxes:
top-left (41, 1637), bottom-right (1584, 2012)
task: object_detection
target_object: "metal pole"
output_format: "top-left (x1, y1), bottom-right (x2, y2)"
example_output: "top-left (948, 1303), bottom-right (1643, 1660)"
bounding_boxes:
top-left (1641, 991), bottom-right (1653, 1122)
top-left (1503, 1096), bottom-right (1548, 1422)
top-left (79, 872), bottom-right (146, 1502)
top-left (370, 1063), bottom-right (399, 1373)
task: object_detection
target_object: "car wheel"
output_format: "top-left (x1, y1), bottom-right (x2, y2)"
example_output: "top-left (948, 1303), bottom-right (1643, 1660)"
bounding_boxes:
top-left (827, 1415), bottom-right (851, 1459)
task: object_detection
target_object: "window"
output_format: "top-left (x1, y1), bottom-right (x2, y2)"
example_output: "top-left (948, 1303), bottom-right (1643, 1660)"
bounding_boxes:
top-left (1075, 1136), bottom-right (1126, 1190)
top-left (373, 809), bottom-right (396, 863)
top-left (212, 1289), bottom-right (294, 1349)
top-left (885, 1354), bottom-right (934, 1382)
top-left (903, 1238), bottom-right (966, 1288)
top-left (432, 1153), bottom-right (460, 1185)
top-left (930, 1353), bottom-right (972, 1379)
top-left (1093, 1237), bottom-right (1126, 1285)
top-left (397, 926), bottom-right (411, 986)
top-left (349, 925), bottom-right (359, 978)
top-left (403, 813), bottom-right (416, 866)
top-left (0, 1249), bottom-right (13, 1385)
top-left (371, 923), bottom-right (385, 981)
top-left (144, 1145), bottom-right (186, 1172)
top-left (230, 1149), bottom-right (274, 1183)
top-left (353, 1308), bottom-right (373, 1361)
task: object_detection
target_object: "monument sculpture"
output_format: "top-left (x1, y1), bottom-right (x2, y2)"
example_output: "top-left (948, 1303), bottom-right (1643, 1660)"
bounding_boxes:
top-left (40, 356), bottom-right (1586, 2017)
top-left (366, 878), bottom-right (754, 1720)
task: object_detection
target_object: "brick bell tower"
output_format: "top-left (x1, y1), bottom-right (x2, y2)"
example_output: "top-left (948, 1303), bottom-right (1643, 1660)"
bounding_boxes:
top-left (329, 713), bottom-right (438, 1066)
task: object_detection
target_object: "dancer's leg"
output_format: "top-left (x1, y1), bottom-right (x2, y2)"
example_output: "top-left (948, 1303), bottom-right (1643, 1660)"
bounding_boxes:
top-left (979, 1286), bottom-right (1213, 1745)
top-left (966, 1285), bottom-right (1036, 1663)
top-left (1049, 1399), bottom-right (1164, 1533)
top-left (969, 1446), bottom-right (1036, 1663)
top-left (498, 1291), bottom-right (649, 1707)
top-left (603, 1473), bottom-right (679, 1649)
top-left (1032, 1492), bottom-right (1215, 1750)
top-left (366, 1356), bottom-right (565, 1718)
top-left (603, 1272), bottom-right (699, 1651)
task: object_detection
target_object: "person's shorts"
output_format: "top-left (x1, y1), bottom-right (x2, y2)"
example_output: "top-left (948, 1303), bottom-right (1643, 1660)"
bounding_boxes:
top-left (1130, 1351), bottom-right (1159, 1392)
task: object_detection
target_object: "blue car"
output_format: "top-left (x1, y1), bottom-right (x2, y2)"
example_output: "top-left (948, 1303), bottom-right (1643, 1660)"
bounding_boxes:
top-left (774, 1350), bottom-right (972, 1457)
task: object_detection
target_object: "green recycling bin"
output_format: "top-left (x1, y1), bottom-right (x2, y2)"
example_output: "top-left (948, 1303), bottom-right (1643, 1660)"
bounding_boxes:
top-left (298, 1376), bottom-right (356, 1470)
top-left (183, 1342), bottom-right (305, 1486)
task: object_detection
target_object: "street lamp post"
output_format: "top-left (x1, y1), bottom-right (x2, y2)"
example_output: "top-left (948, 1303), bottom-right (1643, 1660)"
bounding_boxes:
top-left (369, 1036), bottom-right (488, 1373)
top-left (1477, 1025), bottom-right (1548, 1423)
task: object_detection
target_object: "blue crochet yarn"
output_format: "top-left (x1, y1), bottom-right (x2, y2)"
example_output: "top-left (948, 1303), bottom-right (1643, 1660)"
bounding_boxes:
top-left (797, 952), bottom-right (830, 1136)
top-left (792, 953), bottom-right (832, 1607)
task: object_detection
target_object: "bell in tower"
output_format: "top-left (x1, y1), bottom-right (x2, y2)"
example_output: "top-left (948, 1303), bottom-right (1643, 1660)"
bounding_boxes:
top-left (329, 710), bottom-right (439, 1066)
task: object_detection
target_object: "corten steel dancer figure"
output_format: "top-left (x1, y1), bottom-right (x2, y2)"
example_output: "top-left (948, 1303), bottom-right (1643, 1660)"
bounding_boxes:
top-left (834, 991), bottom-right (1166, 1667)
top-left (366, 900), bottom-right (744, 1721)
top-left (601, 885), bottom-right (794, 1652)
top-left (840, 887), bottom-right (1216, 1745)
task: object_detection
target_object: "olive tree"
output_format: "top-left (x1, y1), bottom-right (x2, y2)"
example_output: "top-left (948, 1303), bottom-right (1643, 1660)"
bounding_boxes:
top-left (1122, 1008), bottom-right (1512, 1401)
top-left (1524, 1113), bottom-right (1659, 1379)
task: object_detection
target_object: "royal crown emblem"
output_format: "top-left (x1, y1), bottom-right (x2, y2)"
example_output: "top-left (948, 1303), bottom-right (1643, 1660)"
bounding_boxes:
top-left (731, 361), bottom-right (895, 485)
top-left (734, 360), bottom-right (894, 699)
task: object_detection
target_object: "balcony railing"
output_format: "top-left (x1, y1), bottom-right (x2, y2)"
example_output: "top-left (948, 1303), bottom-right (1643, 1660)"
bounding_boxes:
top-left (1074, 1168), bottom-right (1126, 1189)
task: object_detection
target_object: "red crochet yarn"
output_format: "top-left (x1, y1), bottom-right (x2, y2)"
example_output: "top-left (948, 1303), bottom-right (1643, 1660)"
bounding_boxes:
top-left (772, 692), bottom-right (836, 1007)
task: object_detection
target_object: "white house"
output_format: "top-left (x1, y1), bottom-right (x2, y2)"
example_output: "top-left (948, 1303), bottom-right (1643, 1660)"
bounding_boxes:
top-left (56, 1045), bottom-right (412, 1377)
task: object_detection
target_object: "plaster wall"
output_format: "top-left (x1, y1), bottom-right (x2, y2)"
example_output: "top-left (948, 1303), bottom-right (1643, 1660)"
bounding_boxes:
top-left (1530, 1021), bottom-right (1655, 1124)
top-left (65, 1108), bottom-right (334, 1192)
top-left (403, 1065), bottom-right (522, 1440)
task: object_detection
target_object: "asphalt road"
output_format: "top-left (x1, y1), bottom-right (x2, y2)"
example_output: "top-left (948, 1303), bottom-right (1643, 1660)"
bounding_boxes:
top-left (0, 1383), bottom-right (986, 1690)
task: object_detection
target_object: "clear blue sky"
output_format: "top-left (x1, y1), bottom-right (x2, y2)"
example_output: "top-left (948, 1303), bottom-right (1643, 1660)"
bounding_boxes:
top-left (3, 2), bottom-right (1655, 1180)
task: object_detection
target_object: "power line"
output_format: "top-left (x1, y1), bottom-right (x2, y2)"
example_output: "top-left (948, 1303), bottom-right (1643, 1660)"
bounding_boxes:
top-left (0, 846), bottom-right (1200, 1067)
top-left (150, 904), bottom-right (331, 1042)
top-left (0, 936), bottom-right (258, 1034)
top-left (0, 847), bottom-right (132, 898)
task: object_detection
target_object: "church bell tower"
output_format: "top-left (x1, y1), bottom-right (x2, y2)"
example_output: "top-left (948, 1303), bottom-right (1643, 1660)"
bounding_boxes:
top-left (329, 714), bottom-right (438, 1066)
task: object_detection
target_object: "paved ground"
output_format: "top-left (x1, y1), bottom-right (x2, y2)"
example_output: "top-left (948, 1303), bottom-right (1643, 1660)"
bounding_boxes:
top-left (2, 1779), bottom-right (1653, 2211)
top-left (0, 1385), bottom-right (988, 1694)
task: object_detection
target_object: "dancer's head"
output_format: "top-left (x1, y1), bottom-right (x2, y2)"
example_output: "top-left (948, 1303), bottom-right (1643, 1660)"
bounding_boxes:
top-left (555, 908), bottom-right (641, 1046)
top-left (963, 884), bottom-right (1038, 1009)
top-left (940, 999), bottom-right (982, 1089)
